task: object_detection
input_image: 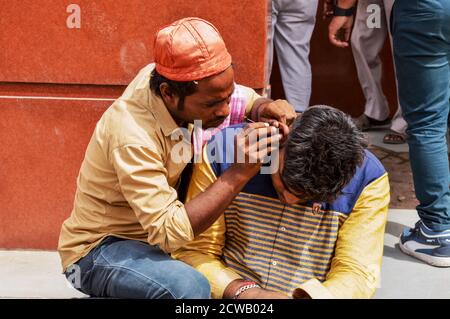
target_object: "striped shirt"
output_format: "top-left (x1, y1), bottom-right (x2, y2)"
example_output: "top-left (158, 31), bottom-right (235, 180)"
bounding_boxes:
top-left (174, 124), bottom-right (390, 299)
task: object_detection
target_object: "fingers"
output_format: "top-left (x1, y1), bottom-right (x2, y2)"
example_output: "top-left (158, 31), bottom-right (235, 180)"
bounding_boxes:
top-left (344, 26), bottom-right (352, 42)
top-left (240, 123), bottom-right (273, 141)
top-left (278, 122), bottom-right (290, 140)
top-left (243, 122), bottom-right (269, 130)
top-left (329, 30), bottom-right (349, 48)
top-left (236, 126), bottom-right (283, 163)
top-left (328, 17), bottom-right (351, 48)
top-left (264, 100), bottom-right (296, 124)
top-left (267, 120), bottom-right (289, 138)
top-left (246, 134), bottom-right (282, 163)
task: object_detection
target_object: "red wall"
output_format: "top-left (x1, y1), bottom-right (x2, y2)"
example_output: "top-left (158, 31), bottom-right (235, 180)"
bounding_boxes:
top-left (0, 0), bottom-right (267, 88)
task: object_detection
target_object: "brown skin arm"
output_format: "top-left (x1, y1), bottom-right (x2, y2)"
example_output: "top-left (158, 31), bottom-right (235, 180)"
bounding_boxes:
top-left (251, 98), bottom-right (297, 126)
top-left (185, 123), bottom-right (282, 236)
top-left (223, 279), bottom-right (290, 299)
top-left (328, 0), bottom-right (358, 48)
top-left (185, 164), bottom-right (260, 236)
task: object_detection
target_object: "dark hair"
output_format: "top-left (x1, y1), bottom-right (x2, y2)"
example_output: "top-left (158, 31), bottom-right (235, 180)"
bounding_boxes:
top-left (281, 105), bottom-right (368, 202)
top-left (149, 69), bottom-right (197, 110)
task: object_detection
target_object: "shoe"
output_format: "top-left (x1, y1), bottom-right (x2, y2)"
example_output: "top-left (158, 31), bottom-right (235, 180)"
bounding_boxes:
top-left (383, 130), bottom-right (407, 144)
top-left (352, 114), bottom-right (391, 131)
top-left (399, 220), bottom-right (450, 267)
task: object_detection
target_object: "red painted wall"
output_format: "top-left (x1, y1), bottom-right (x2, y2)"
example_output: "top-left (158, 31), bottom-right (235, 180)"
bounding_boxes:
top-left (0, 0), bottom-right (267, 88)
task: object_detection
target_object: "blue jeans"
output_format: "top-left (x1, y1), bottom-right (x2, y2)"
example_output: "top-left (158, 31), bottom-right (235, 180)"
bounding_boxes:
top-left (65, 237), bottom-right (211, 299)
top-left (392, 0), bottom-right (450, 231)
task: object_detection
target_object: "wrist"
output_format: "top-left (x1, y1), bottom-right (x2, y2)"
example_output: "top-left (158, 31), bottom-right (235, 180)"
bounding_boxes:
top-left (229, 162), bottom-right (262, 179)
top-left (334, 1), bottom-right (355, 15)
top-left (251, 98), bottom-right (273, 122)
top-left (224, 279), bottom-right (262, 299)
top-left (335, 0), bottom-right (355, 9)
top-left (233, 281), bottom-right (262, 299)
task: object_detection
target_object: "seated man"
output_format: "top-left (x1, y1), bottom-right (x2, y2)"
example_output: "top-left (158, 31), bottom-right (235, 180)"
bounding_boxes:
top-left (173, 105), bottom-right (390, 299)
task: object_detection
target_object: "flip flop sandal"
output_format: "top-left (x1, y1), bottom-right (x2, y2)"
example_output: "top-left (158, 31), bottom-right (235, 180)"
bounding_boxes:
top-left (383, 131), bottom-right (407, 144)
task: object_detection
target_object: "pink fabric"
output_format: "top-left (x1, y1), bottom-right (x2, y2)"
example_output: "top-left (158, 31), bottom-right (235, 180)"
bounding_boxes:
top-left (193, 84), bottom-right (248, 155)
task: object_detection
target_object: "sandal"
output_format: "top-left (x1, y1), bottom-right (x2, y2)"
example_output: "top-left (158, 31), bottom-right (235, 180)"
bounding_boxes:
top-left (353, 114), bottom-right (391, 131)
top-left (383, 131), bottom-right (407, 144)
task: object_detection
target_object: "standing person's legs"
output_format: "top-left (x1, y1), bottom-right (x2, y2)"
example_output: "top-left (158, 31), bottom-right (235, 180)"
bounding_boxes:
top-left (266, 0), bottom-right (278, 98)
top-left (351, 0), bottom-right (390, 122)
top-left (65, 237), bottom-right (211, 298)
top-left (392, 0), bottom-right (450, 266)
top-left (272, 0), bottom-right (318, 112)
top-left (384, 0), bottom-right (408, 142)
top-left (384, 106), bottom-right (408, 144)
top-left (389, 107), bottom-right (407, 135)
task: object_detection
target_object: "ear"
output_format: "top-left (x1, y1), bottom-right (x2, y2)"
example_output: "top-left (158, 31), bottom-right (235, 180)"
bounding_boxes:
top-left (160, 83), bottom-right (179, 108)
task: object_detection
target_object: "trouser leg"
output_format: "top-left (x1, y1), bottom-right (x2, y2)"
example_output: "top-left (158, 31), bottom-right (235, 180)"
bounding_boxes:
top-left (351, 0), bottom-right (390, 121)
top-left (272, 0), bottom-right (318, 112)
top-left (392, 0), bottom-right (450, 231)
top-left (65, 237), bottom-right (211, 299)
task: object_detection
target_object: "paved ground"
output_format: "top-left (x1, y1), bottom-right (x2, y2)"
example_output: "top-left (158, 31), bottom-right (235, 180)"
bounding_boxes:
top-left (366, 128), bottom-right (417, 210)
top-left (0, 209), bottom-right (448, 299)
top-left (375, 209), bottom-right (450, 299)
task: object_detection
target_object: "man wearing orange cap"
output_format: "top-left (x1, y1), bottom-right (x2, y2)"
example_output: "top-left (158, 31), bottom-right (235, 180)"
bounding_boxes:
top-left (58, 17), bottom-right (296, 298)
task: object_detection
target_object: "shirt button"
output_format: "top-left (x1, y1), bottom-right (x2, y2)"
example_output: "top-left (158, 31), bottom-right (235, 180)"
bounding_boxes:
top-left (280, 227), bottom-right (286, 232)
top-left (272, 261), bottom-right (277, 266)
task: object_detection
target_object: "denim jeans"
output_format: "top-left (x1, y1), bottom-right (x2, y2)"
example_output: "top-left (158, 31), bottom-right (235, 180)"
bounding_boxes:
top-left (65, 236), bottom-right (211, 299)
top-left (392, 0), bottom-right (450, 231)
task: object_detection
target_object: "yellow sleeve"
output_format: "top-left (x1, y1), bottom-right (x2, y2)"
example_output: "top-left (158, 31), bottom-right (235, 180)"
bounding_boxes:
top-left (172, 146), bottom-right (242, 299)
top-left (296, 173), bottom-right (390, 299)
top-left (237, 84), bottom-right (262, 117)
top-left (111, 145), bottom-right (194, 253)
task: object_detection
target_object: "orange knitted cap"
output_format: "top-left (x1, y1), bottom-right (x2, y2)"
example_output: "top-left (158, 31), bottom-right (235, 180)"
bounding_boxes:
top-left (154, 17), bottom-right (232, 82)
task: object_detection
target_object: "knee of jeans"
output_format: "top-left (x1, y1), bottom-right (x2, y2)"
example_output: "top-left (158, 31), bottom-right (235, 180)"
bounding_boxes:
top-left (171, 269), bottom-right (211, 299)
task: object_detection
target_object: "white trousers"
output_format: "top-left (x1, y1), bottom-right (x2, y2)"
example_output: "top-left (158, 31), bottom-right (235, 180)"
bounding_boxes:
top-left (351, 0), bottom-right (407, 133)
top-left (266, 0), bottom-right (319, 112)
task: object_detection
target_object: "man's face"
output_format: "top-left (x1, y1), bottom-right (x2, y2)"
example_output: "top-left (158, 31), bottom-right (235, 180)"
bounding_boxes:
top-left (271, 147), bottom-right (305, 205)
top-left (167, 66), bottom-right (235, 129)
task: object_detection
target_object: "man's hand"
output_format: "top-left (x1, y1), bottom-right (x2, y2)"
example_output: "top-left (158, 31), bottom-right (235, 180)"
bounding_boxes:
top-left (328, 15), bottom-right (354, 48)
top-left (185, 122), bottom-right (281, 236)
top-left (234, 122), bottom-right (282, 173)
top-left (223, 279), bottom-right (290, 299)
top-left (238, 287), bottom-right (290, 299)
top-left (252, 98), bottom-right (297, 126)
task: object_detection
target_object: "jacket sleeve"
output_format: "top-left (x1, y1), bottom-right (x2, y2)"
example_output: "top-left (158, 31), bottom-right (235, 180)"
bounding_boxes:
top-left (111, 144), bottom-right (194, 253)
top-left (294, 173), bottom-right (390, 299)
top-left (238, 85), bottom-right (262, 116)
top-left (172, 146), bottom-right (242, 299)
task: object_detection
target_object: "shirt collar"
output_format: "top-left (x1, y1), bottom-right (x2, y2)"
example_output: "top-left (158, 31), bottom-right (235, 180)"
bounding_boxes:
top-left (149, 92), bottom-right (182, 137)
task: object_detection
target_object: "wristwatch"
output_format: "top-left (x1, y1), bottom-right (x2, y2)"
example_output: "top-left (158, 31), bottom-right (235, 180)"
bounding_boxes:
top-left (333, 2), bottom-right (355, 16)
